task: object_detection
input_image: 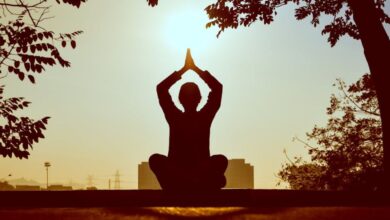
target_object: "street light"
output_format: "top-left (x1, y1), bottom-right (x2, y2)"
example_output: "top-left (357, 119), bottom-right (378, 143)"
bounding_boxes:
top-left (44, 162), bottom-right (51, 190)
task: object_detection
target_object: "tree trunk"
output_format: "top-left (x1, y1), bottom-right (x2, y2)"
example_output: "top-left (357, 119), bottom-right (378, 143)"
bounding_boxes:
top-left (348, 0), bottom-right (390, 190)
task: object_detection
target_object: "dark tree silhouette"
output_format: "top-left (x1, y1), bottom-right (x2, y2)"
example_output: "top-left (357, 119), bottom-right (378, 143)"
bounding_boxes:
top-left (0, 0), bottom-right (86, 158)
top-left (0, 0), bottom-right (86, 82)
top-left (147, 0), bottom-right (390, 189)
top-left (0, 181), bottom-right (14, 190)
top-left (278, 74), bottom-right (383, 190)
top-left (0, 86), bottom-right (50, 159)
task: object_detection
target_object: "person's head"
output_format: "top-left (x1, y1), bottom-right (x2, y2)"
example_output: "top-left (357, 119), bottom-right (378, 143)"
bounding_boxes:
top-left (179, 82), bottom-right (201, 112)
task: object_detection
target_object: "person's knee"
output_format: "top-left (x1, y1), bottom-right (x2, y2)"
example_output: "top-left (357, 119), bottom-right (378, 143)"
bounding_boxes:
top-left (149, 154), bottom-right (167, 171)
top-left (210, 154), bottom-right (228, 173)
top-left (211, 154), bottom-right (228, 167)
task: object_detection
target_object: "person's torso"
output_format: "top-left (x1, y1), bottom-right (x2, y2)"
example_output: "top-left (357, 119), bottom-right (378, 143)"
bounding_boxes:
top-left (168, 112), bottom-right (212, 164)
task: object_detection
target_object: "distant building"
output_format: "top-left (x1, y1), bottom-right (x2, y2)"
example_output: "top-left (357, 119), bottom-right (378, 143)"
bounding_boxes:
top-left (86, 186), bottom-right (98, 190)
top-left (15, 185), bottom-right (41, 191)
top-left (138, 162), bottom-right (160, 189)
top-left (138, 158), bottom-right (254, 189)
top-left (224, 159), bottom-right (254, 189)
top-left (47, 185), bottom-right (73, 191)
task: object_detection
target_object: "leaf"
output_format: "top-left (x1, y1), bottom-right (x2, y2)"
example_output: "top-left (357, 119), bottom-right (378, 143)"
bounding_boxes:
top-left (22, 101), bottom-right (30, 107)
top-left (147, 0), bottom-right (158, 7)
top-left (7, 115), bottom-right (17, 123)
top-left (42, 116), bottom-right (50, 124)
top-left (71, 30), bottom-right (83, 36)
top-left (21, 152), bottom-right (30, 159)
top-left (29, 56), bottom-right (35, 65)
top-left (14, 68), bottom-right (20, 74)
top-left (36, 44), bottom-right (42, 51)
top-left (24, 62), bottom-right (30, 71)
top-left (36, 65), bottom-right (43, 73)
top-left (30, 45), bottom-right (36, 53)
top-left (71, 40), bottom-right (76, 49)
top-left (22, 138), bottom-right (29, 149)
top-left (18, 72), bottom-right (25, 81)
top-left (46, 43), bottom-right (54, 50)
top-left (46, 58), bottom-right (55, 66)
top-left (8, 66), bottom-right (14, 72)
top-left (62, 0), bottom-right (86, 8)
top-left (61, 41), bottom-right (66, 47)
top-left (14, 61), bottom-right (20, 68)
top-left (0, 36), bottom-right (5, 46)
top-left (21, 56), bottom-right (28, 62)
top-left (28, 75), bottom-right (35, 84)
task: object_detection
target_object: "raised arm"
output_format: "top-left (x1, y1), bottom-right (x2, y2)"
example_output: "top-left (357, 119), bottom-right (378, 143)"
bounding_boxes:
top-left (157, 67), bottom-right (186, 121)
top-left (197, 69), bottom-right (223, 116)
top-left (194, 67), bottom-right (223, 95)
top-left (185, 49), bottom-right (223, 116)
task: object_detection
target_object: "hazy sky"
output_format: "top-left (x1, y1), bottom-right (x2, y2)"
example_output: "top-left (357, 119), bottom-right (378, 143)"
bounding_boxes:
top-left (1, 0), bottom-right (389, 189)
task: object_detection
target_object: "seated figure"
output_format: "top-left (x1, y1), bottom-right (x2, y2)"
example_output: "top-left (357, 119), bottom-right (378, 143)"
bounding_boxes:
top-left (149, 49), bottom-right (228, 191)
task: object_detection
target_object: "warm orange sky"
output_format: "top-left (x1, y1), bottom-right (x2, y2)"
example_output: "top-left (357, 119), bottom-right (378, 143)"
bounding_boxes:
top-left (1, 0), bottom-right (388, 189)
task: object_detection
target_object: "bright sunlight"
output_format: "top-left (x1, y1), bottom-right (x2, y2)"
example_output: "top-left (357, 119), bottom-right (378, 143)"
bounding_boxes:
top-left (164, 9), bottom-right (215, 54)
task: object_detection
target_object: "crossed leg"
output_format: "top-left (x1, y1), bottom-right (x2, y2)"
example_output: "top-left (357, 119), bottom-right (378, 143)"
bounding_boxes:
top-left (149, 153), bottom-right (228, 190)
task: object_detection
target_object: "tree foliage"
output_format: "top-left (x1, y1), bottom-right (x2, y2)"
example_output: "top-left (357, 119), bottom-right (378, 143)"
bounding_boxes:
top-left (0, 86), bottom-right (49, 159)
top-left (147, 0), bottom-right (389, 46)
top-left (0, 0), bottom-right (85, 83)
top-left (278, 74), bottom-right (383, 190)
top-left (0, 181), bottom-right (14, 190)
top-left (0, 0), bottom-right (85, 159)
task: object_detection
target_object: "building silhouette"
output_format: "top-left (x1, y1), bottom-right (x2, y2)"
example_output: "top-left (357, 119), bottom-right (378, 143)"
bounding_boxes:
top-left (224, 159), bottom-right (254, 189)
top-left (138, 162), bottom-right (160, 189)
top-left (15, 185), bottom-right (41, 191)
top-left (138, 158), bottom-right (254, 189)
top-left (47, 184), bottom-right (73, 191)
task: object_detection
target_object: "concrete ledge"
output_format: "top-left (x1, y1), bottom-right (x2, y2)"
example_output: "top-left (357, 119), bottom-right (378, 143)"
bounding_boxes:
top-left (0, 190), bottom-right (389, 207)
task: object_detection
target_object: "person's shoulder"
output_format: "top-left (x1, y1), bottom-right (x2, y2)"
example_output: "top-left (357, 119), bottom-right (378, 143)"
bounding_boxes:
top-left (169, 109), bottom-right (184, 118)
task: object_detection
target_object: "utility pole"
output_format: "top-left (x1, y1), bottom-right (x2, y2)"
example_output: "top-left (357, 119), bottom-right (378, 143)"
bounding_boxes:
top-left (44, 162), bottom-right (51, 190)
top-left (114, 170), bottom-right (120, 189)
top-left (87, 175), bottom-right (94, 187)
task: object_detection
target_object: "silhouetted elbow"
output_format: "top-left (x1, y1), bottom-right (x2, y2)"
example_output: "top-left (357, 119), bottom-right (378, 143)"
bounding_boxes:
top-left (156, 83), bottom-right (165, 94)
top-left (213, 81), bottom-right (223, 94)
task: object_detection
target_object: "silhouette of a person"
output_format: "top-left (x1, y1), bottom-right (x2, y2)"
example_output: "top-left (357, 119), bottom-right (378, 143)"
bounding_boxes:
top-left (149, 49), bottom-right (228, 191)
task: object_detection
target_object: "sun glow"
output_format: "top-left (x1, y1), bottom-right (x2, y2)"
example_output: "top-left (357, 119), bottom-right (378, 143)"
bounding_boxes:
top-left (164, 10), bottom-right (215, 53)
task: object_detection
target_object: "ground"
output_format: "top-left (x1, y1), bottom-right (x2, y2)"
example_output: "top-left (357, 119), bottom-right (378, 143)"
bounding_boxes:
top-left (1, 207), bottom-right (390, 220)
top-left (1, 190), bottom-right (389, 219)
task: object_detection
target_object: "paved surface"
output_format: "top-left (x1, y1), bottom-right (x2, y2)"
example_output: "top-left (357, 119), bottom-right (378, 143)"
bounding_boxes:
top-left (1, 207), bottom-right (390, 220)
top-left (0, 189), bottom-right (388, 207)
top-left (0, 190), bottom-right (389, 219)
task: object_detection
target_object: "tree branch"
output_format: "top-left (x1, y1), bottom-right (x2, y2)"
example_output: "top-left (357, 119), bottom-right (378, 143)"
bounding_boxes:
top-left (337, 79), bottom-right (380, 116)
top-left (293, 136), bottom-right (316, 149)
top-left (283, 148), bottom-right (296, 165)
